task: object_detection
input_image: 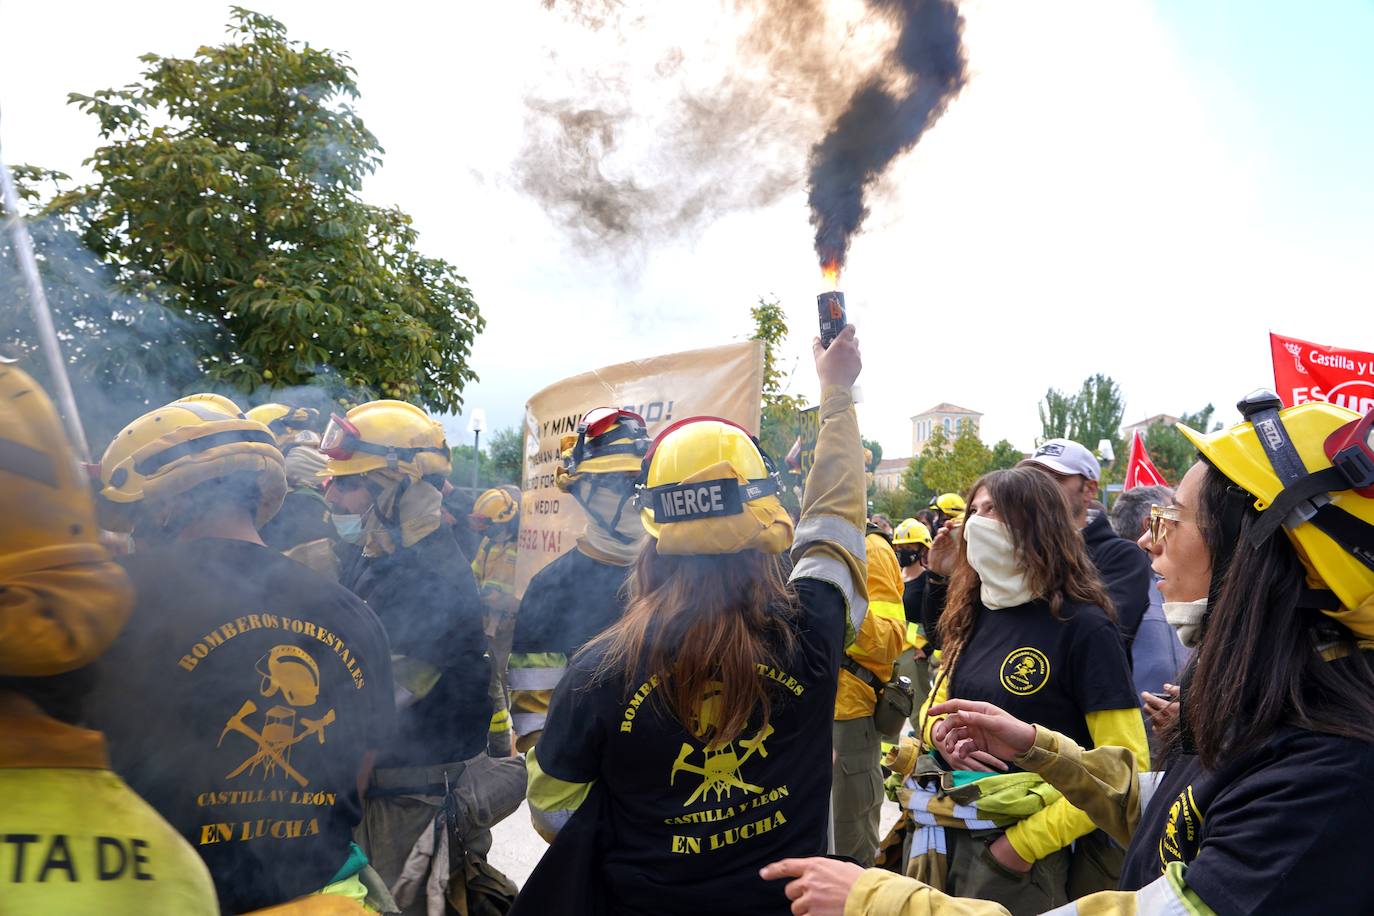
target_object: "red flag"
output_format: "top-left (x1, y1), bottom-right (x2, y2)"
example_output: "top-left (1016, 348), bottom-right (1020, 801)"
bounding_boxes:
top-left (1123, 430), bottom-right (1168, 489)
top-left (1269, 332), bottom-right (1374, 413)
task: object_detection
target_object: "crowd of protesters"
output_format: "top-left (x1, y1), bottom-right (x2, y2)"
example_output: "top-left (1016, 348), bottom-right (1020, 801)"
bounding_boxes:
top-left (3, 319), bottom-right (1373, 916)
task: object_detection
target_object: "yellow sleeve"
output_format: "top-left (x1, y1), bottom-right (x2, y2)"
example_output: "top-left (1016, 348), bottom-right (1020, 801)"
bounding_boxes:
top-left (791, 385), bottom-right (869, 645)
top-left (1004, 708), bottom-right (1150, 862)
top-left (1013, 722), bottom-right (1148, 850)
top-left (916, 669), bottom-right (951, 748)
top-left (526, 747), bottom-right (594, 843)
top-left (841, 861), bottom-right (1215, 916)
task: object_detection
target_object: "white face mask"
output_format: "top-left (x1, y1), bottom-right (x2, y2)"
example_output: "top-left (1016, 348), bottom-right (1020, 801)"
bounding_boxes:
top-left (964, 515), bottom-right (1036, 609)
top-left (1163, 597), bottom-right (1207, 649)
top-left (331, 513), bottom-right (365, 544)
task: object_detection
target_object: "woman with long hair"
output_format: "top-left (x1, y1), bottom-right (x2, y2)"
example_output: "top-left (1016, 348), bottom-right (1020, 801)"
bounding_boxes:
top-left (517, 327), bottom-right (867, 915)
top-left (895, 466), bottom-right (1147, 913)
top-left (764, 391), bottom-right (1374, 915)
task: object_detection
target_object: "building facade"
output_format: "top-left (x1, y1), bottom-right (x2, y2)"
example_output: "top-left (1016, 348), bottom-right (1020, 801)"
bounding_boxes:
top-left (911, 403), bottom-right (983, 455)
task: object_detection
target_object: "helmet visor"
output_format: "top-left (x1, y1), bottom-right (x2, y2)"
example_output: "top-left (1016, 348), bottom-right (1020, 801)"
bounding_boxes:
top-left (320, 413), bottom-right (362, 460)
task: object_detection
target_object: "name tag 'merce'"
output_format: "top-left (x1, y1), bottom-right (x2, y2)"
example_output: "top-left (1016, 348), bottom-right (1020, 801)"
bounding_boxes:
top-left (652, 479), bottom-right (743, 522)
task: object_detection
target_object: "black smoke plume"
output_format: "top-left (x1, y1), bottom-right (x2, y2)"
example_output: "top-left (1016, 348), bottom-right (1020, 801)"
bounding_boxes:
top-left (524, 0), bottom-right (967, 270)
top-left (809, 0), bottom-right (967, 271)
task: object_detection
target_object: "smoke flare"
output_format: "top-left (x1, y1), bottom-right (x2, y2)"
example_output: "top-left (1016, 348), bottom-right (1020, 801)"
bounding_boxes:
top-left (808, 0), bottom-right (967, 272)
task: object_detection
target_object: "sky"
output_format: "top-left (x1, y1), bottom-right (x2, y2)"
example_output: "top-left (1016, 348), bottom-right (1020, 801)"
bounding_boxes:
top-left (2, 0), bottom-right (1370, 460)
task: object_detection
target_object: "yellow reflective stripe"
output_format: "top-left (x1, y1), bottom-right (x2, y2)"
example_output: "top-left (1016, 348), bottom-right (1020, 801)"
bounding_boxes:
top-left (870, 599), bottom-right (904, 623)
top-left (906, 622), bottom-right (928, 650)
top-left (527, 748), bottom-right (594, 842)
top-left (508, 651), bottom-right (568, 670)
top-left (489, 708), bottom-right (512, 732)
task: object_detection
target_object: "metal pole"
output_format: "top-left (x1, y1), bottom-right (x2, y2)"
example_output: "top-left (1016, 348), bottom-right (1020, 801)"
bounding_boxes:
top-left (472, 429), bottom-right (481, 490)
top-left (0, 124), bottom-right (92, 463)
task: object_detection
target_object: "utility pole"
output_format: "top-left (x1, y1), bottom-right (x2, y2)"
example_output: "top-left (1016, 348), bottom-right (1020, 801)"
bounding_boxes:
top-left (467, 407), bottom-right (487, 490)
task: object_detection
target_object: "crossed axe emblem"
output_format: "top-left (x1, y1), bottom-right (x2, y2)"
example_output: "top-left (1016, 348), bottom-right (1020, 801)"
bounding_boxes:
top-left (217, 699), bottom-right (335, 788)
top-left (670, 723), bottom-right (774, 806)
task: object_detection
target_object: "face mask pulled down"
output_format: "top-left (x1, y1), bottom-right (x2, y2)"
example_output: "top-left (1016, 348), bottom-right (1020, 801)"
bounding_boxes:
top-left (964, 515), bottom-right (1036, 609)
top-left (577, 478), bottom-right (645, 565)
top-left (1163, 598), bottom-right (1207, 649)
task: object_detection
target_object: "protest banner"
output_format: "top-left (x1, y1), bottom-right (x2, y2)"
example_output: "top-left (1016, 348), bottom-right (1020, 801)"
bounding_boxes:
top-left (1270, 332), bottom-right (1374, 414)
top-left (515, 340), bottom-right (764, 597)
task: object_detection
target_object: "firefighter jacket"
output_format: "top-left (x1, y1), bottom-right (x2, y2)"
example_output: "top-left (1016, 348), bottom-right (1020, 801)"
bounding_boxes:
top-left (0, 692), bottom-right (217, 913)
top-left (834, 532), bottom-right (906, 721)
top-left (507, 543), bottom-right (632, 751)
top-left (472, 537), bottom-right (519, 615)
top-left (340, 524), bottom-right (491, 768)
top-left (521, 384), bottom-right (869, 915)
top-left (473, 536), bottom-right (519, 744)
top-left (843, 718), bottom-right (1374, 916)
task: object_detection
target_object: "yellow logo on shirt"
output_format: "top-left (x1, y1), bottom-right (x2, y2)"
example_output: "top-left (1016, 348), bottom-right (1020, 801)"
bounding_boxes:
top-left (1159, 786), bottom-right (1202, 868)
top-left (999, 647), bottom-right (1050, 696)
top-left (216, 644), bottom-right (335, 788)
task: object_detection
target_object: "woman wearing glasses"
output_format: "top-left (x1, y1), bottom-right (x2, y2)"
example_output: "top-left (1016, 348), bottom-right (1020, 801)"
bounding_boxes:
top-left (762, 391), bottom-right (1374, 916)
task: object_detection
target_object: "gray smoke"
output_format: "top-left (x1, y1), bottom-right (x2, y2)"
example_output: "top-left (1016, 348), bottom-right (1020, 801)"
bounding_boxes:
top-left (521, 0), bottom-right (967, 267)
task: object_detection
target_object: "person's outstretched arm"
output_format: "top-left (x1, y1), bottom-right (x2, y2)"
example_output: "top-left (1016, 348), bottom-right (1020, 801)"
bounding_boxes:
top-left (790, 326), bottom-right (868, 644)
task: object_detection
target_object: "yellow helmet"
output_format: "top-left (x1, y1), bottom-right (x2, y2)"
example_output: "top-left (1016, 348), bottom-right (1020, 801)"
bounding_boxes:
top-left (930, 492), bottom-right (966, 518)
top-left (99, 393), bottom-right (286, 531)
top-left (637, 417), bottom-right (793, 555)
top-left (471, 487), bottom-right (519, 526)
top-left (246, 403), bottom-right (320, 448)
top-left (554, 408), bottom-right (649, 492)
top-left (0, 363), bottom-right (133, 675)
top-left (320, 400), bottom-right (450, 479)
top-left (892, 518), bottom-right (933, 548)
top-left (1179, 390), bottom-right (1374, 636)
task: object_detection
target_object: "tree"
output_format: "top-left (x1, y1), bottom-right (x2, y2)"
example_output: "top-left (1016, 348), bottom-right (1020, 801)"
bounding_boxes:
top-left (486, 426), bottom-right (525, 486)
top-left (922, 425), bottom-right (999, 495)
top-left (988, 439), bottom-right (1023, 471)
top-left (871, 486), bottom-right (922, 522)
top-left (750, 295), bottom-right (807, 514)
top-left (1037, 374), bottom-right (1126, 459)
top-left (862, 437), bottom-right (883, 471)
top-left (1142, 405), bottom-right (1217, 485)
top-left (37, 7), bottom-right (484, 413)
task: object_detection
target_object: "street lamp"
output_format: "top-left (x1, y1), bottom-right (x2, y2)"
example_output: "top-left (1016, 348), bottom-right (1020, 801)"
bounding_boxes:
top-left (467, 408), bottom-right (487, 490)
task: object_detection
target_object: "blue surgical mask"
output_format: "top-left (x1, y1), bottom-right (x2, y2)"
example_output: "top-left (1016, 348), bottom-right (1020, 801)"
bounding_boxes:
top-left (331, 513), bottom-right (364, 544)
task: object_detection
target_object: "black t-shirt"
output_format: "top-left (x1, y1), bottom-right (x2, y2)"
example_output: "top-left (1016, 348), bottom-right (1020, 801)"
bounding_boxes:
top-left (948, 599), bottom-right (1136, 751)
top-left (535, 578), bottom-right (846, 916)
top-left (84, 538), bottom-right (395, 914)
top-left (902, 573), bottom-right (930, 644)
top-left (512, 547), bottom-right (632, 659)
top-left (916, 575), bottom-right (949, 652)
top-left (339, 525), bottom-right (491, 767)
top-left (1120, 729), bottom-right (1374, 914)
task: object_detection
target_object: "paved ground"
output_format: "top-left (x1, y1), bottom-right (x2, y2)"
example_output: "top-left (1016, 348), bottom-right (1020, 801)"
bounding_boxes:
top-left (489, 796), bottom-right (905, 889)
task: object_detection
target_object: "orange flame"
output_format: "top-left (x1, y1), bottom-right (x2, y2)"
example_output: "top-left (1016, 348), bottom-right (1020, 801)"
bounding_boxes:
top-left (821, 262), bottom-right (840, 290)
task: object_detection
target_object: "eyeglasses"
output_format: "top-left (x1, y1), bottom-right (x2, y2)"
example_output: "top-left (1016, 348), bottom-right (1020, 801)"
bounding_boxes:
top-left (1148, 504), bottom-right (1188, 546)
